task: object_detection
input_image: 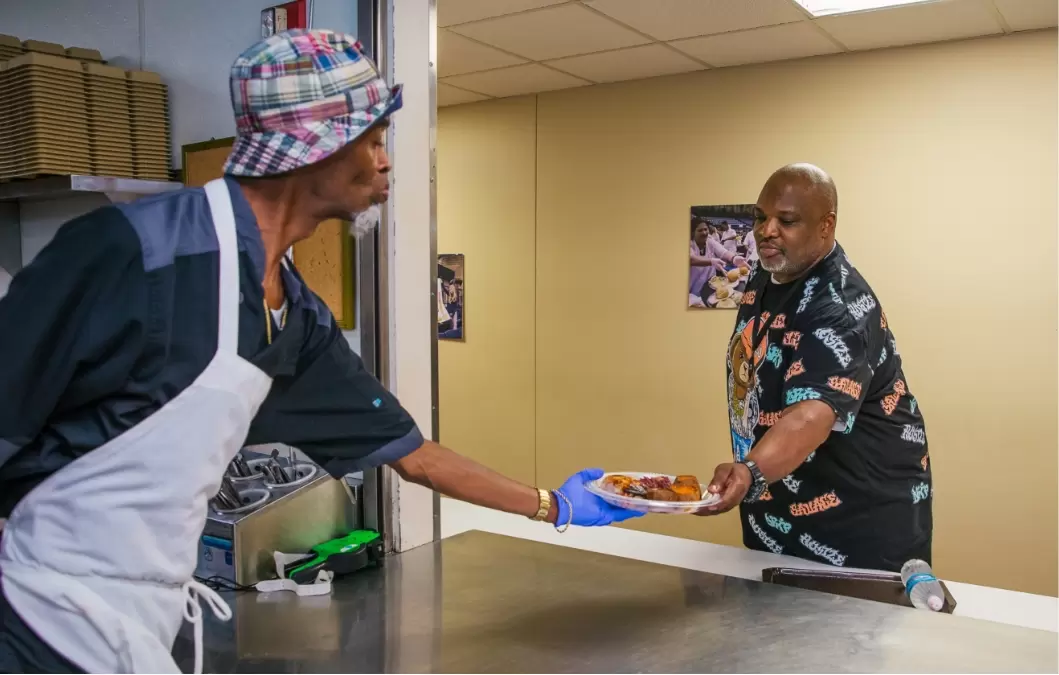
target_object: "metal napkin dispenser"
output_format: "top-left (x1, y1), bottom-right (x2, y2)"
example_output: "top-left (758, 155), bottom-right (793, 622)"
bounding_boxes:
top-left (196, 445), bottom-right (362, 586)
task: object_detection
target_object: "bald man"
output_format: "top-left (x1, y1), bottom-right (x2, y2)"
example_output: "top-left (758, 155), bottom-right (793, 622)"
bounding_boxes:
top-left (699, 164), bottom-right (932, 572)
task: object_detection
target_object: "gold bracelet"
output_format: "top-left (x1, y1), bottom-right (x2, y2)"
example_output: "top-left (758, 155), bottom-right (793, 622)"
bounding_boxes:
top-left (554, 489), bottom-right (573, 533)
top-left (530, 488), bottom-right (552, 522)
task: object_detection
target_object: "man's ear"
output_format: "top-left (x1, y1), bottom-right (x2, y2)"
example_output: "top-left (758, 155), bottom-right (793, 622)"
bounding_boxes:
top-left (821, 212), bottom-right (837, 238)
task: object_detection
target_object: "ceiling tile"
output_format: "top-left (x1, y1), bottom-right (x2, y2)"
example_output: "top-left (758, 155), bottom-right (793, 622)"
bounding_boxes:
top-left (442, 63), bottom-right (590, 98)
top-left (992, 0), bottom-right (1058, 31)
top-left (439, 29), bottom-right (526, 77)
top-left (438, 83), bottom-right (492, 106)
top-left (584, 0), bottom-right (808, 41)
top-left (671, 22), bottom-right (841, 67)
top-left (814, 0), bottom-right (1003, 50)
top-left (449, 3), bottom-right (651, 60)
top-left (546, 44), bottom-right (705, 83)
top-left (438, 0), bottom-right (569, 28)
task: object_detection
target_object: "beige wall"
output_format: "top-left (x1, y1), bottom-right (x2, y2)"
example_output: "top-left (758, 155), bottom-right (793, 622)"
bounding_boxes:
top-left (438, 31), bottom-right (1058, 596)
top-left (438, 96), bottom-right (539, 485)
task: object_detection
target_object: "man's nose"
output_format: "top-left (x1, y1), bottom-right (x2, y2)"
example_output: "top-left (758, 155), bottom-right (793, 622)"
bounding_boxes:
top-left (378, 149), bottom-right (392, 174)
top-left (757, 217), bottom-right (779, 240)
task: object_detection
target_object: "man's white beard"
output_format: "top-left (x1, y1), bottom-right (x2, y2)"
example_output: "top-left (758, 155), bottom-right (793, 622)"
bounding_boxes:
top-left (759, 255), bottom-right (791, 275)
top-left (350, 204), bottom-right (382, 238)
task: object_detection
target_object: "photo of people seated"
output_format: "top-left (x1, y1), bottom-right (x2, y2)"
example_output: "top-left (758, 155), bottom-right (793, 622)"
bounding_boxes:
top-left (438, 254), bottom-right (465, 340)
top-left (688, 205), bottom-right (755, 309)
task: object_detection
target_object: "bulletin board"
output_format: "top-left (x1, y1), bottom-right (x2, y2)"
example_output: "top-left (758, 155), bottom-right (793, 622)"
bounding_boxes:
top-left (181, 138), bottom-right (355, 328)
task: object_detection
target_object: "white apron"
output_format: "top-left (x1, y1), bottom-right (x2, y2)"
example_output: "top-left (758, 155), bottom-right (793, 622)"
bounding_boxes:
top-left (0, 179), bottom-right (274, 673)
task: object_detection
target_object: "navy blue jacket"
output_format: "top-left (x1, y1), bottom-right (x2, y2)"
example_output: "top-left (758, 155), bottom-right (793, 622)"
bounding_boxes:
top-left (0, 179), bottom-right (422, 516)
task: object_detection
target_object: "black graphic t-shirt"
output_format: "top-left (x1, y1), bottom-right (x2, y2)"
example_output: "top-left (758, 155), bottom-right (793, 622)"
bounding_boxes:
top-left (726, 243), bottom-right (931, 571)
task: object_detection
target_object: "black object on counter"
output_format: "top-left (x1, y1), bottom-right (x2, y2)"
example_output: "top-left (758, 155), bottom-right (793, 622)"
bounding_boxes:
top-left (762, 566), bottom-right (957, 613)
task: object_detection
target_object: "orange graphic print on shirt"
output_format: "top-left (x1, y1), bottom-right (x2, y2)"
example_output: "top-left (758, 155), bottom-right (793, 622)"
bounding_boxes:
top-left (827, 376), bottom-right (862, 399)
top-left (759, 411), bottom-right (781, 427)
top-left (790, 491), bottom-right (842, 517)
top-left (783, 331), bottom-right (802, 349)
top-left (785, 360), bottom-right (805, 382)
top-left (881, 379), bottom-right (907, 415)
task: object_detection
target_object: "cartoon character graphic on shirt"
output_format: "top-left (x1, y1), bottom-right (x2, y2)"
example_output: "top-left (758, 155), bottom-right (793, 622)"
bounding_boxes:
top-left (728, 318), bottom-right (769, 461)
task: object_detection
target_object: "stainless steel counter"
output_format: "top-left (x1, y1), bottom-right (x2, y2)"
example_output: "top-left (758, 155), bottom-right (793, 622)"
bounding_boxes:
top-left (173, 531), bottom-right (1058, 673)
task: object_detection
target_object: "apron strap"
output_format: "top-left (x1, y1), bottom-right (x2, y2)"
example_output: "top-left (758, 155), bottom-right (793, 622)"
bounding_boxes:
top-left (203, 179), bottom-right (240, 355)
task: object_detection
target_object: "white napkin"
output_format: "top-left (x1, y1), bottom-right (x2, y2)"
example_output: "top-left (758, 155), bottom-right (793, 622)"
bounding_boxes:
top-left (254, 551), bottom-right (334, 596)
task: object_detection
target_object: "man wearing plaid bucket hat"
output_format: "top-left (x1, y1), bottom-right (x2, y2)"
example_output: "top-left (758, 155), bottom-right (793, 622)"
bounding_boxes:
top-left (0, 30), bottom-right (640, 673)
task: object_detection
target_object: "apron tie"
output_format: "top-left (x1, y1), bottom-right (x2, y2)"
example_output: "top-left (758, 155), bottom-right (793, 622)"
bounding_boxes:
top-left (182, 579), bottom-right (232, 674)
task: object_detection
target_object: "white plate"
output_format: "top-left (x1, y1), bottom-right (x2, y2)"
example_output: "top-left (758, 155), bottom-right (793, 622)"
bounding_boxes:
top-left (708, 290), bottom-right (742, 307)
top-left (586, 472), bottom-right (722, 514)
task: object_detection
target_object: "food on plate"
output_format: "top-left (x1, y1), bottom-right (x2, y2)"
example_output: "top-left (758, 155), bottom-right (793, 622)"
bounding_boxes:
top-left (601, 474), bottom-right (703, 502)
top-left (726, 269), bottom-right (741, 282)
top-left (716, 298), bottom-right (737, 309)
top-left (715, 286), bottom-right (730, 300)
top-left (709, 276), bottom-right (727, 289)
top-left (671, 475), bottom-right (703, 501)
top-left (738, 265), bottom-right (750, 276)
top-left (602, 474), bottom-right (635, 493)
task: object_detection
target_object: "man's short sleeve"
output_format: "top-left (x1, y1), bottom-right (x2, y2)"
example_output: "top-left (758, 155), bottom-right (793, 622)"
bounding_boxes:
top-left (248, 317), bottom-right (424, 477)
top-left (782, 304), bottom-right (873, 433)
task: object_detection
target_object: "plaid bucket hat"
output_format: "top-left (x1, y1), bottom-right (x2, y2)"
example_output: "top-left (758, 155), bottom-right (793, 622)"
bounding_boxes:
top-left (223, 29), bottom-right (402, 177)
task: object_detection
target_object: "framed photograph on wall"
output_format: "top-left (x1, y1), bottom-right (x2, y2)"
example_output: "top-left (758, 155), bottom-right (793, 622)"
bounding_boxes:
top-left (689, 204), bottom-right (756, 309)
top-left (438, 254), bottom-right (465, 341)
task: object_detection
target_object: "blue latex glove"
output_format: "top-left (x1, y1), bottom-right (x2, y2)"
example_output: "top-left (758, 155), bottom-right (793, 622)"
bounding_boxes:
top-left (554, 468), bottom-right (644, 527)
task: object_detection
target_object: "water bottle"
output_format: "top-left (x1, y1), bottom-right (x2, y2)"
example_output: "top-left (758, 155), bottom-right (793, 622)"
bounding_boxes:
top-left (901, 559), bottom-right (944, 611)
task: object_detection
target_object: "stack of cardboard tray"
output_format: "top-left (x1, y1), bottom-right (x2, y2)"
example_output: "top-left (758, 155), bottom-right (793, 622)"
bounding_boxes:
top-left (127, 70), bottom-right (172, 181)
top-left (66, 47), bottom-right (104, 63)
top-left (84, 62), bottom-right (135, 178)
top-left (21, 39), bottom-right (65, 57)
top-left (0, 35), bottom-right (23, 63)
top-left (0, 53), bottom-right (92, 181)
top-left (0, 35), bottom-right (172, 182)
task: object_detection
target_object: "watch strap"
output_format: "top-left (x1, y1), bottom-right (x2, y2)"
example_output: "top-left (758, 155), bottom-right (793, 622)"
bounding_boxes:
top-left (530, 488), bottom-right (552, 521)
top-left (741, 460), bottom-right (767, 503)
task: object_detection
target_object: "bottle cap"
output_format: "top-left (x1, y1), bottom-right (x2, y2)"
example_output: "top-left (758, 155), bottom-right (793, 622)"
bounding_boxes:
top-left (927, 595), bottom-right (944, 611)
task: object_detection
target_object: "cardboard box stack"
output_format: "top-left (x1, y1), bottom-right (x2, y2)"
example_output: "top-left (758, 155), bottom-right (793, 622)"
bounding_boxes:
top-left (0, 35), bottom-right (23, 63)
top-left (127, 70), bottom-right (172, 181)
top-left (0, 53), bottom-right (92, 181)
top-left (22, 40), bottom-right (65, 57)
top-left (85, 63), bottom-right (134, 178)
top-left (66, 47), bottom-right (104, 63)
top-left (0, 35), bottom-right (172, 182)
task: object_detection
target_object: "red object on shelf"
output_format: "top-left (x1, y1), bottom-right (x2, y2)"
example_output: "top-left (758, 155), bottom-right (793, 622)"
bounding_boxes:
top-left (281, 0), bottom-right (306, 29)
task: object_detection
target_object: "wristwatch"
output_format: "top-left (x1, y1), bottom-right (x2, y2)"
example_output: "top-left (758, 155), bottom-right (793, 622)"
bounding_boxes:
top-left (530, 488), bottom-right (552, 521)
top-left (741, 460), bottom-right (768, 503)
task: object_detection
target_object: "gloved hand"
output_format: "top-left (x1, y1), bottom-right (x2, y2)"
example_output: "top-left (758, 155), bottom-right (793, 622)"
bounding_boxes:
top-left (554, 468), bottom-right (644, 528)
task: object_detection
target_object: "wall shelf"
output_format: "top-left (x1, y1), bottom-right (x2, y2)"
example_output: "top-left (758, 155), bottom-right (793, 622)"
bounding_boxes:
top-left (0, 175), bottom-right (183, 203)
top-left (0, 175), bottom-right (184, 274)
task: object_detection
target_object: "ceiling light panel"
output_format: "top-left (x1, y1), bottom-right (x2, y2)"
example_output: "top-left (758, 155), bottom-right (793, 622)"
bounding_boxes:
top-left (792, 0), bottom-right (938, 17)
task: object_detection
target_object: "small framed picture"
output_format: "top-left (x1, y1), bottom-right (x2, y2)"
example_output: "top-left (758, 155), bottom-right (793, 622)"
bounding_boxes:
top-left (438, 254), bottom-right (465, 341)
top-left (261, 8), bottom-right (276, 37)
top-left (689, 204), bottom-right (756, 309)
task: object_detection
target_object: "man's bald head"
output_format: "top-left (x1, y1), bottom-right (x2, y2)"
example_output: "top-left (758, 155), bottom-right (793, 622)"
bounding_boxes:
top-left (753, 163), bottom-right (839, 282)
top-left (765, 163), bottom-right (838, 217)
